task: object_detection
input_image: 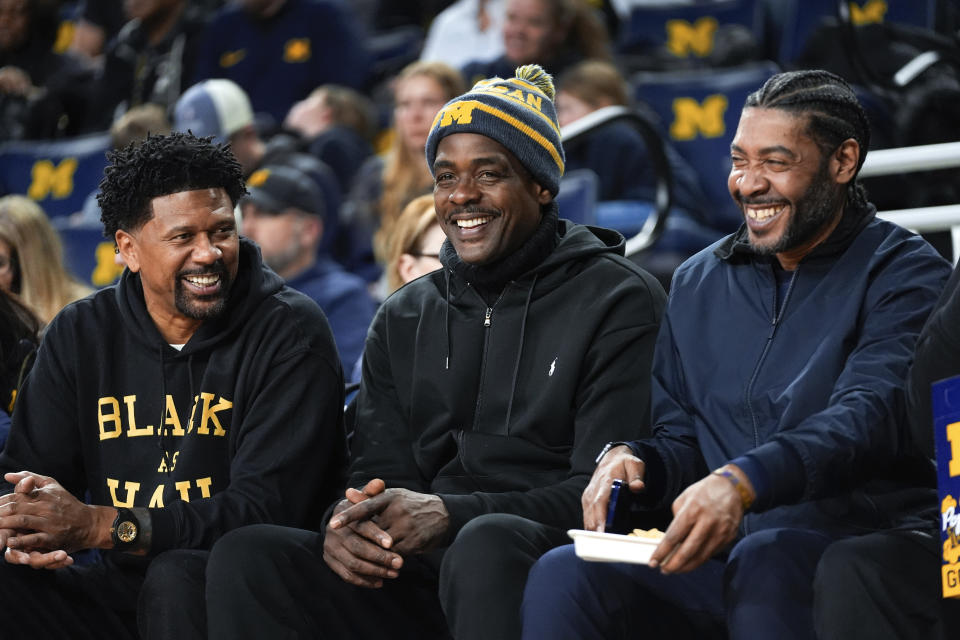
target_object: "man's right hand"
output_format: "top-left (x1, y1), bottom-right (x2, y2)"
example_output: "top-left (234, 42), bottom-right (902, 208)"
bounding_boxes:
top-left (322, 478), bottom-right (404, 589)
top-left (582, 445), bottom-right (646, 532)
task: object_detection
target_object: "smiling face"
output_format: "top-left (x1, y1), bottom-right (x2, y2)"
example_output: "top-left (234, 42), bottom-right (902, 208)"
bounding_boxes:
top-left (433, 133), bottom-right (551, 266)
top-left (116, 188), bottom-right (239, 343)
top-left (729, 107), bottom-right (853, 264)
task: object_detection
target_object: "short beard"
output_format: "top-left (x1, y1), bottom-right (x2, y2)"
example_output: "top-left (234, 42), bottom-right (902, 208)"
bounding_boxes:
top-left (749, 159), bottom-right (845, 256)
top-left (174, 260), bottom-right (232, 320)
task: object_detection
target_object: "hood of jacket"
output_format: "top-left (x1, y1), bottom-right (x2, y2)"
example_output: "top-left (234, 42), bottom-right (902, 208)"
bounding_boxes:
top-left (115, 237), bottom-right (284, 356)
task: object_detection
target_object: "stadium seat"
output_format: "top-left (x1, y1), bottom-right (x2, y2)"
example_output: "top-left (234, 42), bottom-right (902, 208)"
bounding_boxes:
top-left (556, 169), bottom-right (599, 226)
top-left (776, 0), bottom-right (937, 67)
top-left (632, 61), bottom-right (781, 232)
top-left (0, 132), bottom-right (112, 220)
top-left (616, 0), bottom-right (766, 71)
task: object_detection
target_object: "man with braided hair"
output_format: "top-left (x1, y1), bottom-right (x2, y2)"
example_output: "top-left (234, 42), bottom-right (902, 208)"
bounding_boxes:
top-left (204, 64), bottom-right (668, 640)
top-left (0, 132), bottom-right (347, 639)
top-left (521, 69), bottom-right (952, 639)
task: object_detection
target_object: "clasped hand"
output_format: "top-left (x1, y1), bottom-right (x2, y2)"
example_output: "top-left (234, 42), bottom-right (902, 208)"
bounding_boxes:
top-left (322, 479), bottom-right (449, 589)
top-left (0, 471), bottom-right (96, 570)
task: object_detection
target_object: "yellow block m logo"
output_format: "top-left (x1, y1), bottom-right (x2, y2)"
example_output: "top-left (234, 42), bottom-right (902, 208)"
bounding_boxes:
top-left (438, 102), bottom-right (479, 126)
top-left (27, 158), bottom-right (77, 200)
top-left (849, 0), bottom-right (888, 25)
top-left (670, 95), bottom-right (728, 141)
top-left (666, 17), bottom-right (719, 58)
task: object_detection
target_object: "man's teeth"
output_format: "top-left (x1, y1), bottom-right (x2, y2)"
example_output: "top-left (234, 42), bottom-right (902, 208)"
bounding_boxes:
top-left (456, 217), bottom-right (491, 229)
top-left (747, 205), bottom-right (783, 221)
top-left (185, 275), bottom-right (219, 286)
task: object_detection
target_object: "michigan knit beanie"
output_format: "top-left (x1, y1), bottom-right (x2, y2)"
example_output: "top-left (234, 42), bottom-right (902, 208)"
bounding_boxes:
top-left (425, 64), bottom-right (565, 195)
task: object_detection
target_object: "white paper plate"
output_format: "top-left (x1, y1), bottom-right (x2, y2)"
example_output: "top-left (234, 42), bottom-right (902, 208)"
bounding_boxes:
top-left (568, 529), bottom-right (662, 565)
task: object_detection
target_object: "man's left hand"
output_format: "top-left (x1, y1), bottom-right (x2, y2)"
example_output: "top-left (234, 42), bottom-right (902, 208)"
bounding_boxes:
top-left (330, 488), bottom-right (449, 555)
top-left (648, 469), bottom-right (750, 574)
top-left (0, 471), bottom-right (107, 564)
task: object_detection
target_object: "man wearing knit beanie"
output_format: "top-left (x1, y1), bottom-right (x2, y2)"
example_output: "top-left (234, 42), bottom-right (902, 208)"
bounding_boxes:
top-left (206, 65), bottom-right (668, 640)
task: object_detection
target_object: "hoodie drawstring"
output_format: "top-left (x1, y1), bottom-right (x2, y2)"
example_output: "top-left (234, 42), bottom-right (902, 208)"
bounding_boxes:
top-left (444, 269), bottom-right (451, 370)
top-left (503, 274), bottom-right (537, 433)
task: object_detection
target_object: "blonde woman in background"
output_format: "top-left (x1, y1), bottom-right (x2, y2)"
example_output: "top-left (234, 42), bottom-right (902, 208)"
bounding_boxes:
top-left (0, 196), bottom-right (92, 325)
top-left (341, 61), bottom-right (465, 283)
top-left (382, 194), bottom-right (446, 296)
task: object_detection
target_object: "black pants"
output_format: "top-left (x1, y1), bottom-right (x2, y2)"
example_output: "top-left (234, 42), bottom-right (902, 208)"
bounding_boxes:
top-left (0, 548), bottom-right (208, 640)
top-left (205, 513), bottom-right (570, 640)
top-left (813, 529), bottom-right (960, 640)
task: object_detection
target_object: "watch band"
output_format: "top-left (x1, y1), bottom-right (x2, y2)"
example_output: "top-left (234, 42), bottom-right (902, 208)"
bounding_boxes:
top-left (595, 441), bottom-right (634, 465)
top-left (110, 507), bottom-right (152, 554)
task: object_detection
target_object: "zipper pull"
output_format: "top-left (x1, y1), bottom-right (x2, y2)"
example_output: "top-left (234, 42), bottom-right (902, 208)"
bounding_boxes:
top-left (484, 307), bottom-right (492, 327)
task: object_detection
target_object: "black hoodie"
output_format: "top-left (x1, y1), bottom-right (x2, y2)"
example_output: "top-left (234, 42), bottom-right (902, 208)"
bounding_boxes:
top-left (1, 239), bottom-right (347, 554)
top-left (349, 214), bottom-right (667, 538)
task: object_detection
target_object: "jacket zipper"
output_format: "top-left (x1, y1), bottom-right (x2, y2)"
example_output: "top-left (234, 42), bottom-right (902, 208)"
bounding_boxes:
top-left (471, 285), bottom-right (509, 431)
top-left (744, 266), bottom-right (799, 448)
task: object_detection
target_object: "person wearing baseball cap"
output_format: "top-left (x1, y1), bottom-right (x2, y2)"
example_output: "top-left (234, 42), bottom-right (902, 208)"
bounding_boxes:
top-left (206, 65), bottom-right (666, 640)
top-left (241, 164), bottom-right (375, 372)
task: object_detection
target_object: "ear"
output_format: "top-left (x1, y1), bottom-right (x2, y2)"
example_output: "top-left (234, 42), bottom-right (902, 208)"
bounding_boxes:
top-left (831, 138), bottom-right (860, 186)
top-left (396, 253), bottom-right (419, 285)
top-left (537, 184), bottom-right (553, 205)
top-left (300, 215), bottom-right (323, 247)
top-left (115, 229), bottom-right (140, 273)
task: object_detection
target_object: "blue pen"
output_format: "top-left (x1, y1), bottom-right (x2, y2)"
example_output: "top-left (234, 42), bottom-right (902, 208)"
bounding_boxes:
top-left (605, 479), bottom-right (623, 531)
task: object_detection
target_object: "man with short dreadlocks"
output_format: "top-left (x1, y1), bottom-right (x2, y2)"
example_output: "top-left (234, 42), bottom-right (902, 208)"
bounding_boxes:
top-left (521, 69), bottom-right (951, 640)
top-left (0, 132), bottom-right (347, 639)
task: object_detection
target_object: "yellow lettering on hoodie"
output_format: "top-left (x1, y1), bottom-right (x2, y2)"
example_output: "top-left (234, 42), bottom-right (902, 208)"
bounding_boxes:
top-left (98, 397), bottom-right (122, 440)
top-left (148, 484), bottom-right (165, 507)
top-left (196, 393), bottom-right (231, 436)
top-left (124, 395), bottom-right (153, 437)
top-left (107, 478), bottom-right (140, 507)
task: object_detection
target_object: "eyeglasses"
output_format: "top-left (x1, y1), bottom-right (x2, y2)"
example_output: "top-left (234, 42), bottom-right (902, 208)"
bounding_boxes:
top-left (410, 252), bottom-right (440, 260)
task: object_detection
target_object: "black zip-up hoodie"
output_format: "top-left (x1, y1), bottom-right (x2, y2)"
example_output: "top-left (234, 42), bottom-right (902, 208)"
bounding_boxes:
top-left (2, 239), bottom-right (347, 554)
top-left (349, 208), bottom-right (667, 538)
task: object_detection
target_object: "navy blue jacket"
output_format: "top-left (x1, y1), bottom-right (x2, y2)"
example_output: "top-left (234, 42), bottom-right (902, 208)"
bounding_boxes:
top-left (193, 0), bottom-right (371, 124)
top-left (630, 203), bottom-right (951, 535)
top-left (286, 257), bottom-right (376, 372)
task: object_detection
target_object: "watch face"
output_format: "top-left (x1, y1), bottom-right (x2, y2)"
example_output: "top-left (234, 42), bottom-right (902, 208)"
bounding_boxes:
top-left (116, 520), bottom-right (138, 544)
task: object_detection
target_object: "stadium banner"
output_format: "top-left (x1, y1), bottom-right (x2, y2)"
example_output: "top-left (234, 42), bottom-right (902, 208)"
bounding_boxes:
top-left (933, 374), bottom-right (960, 598)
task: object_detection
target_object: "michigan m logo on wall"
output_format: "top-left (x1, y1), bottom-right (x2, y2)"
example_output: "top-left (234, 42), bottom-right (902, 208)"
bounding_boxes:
top-left (666, 16), bottom-right (719, 58)
top-left (670, 94), bottom-right (728, 141)
top-left (27, 157), bottom-right (77, 200)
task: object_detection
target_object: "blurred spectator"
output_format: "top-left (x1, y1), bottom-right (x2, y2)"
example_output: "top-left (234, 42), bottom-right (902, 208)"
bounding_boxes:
top-left (0, 0), bottom-right (92, 139)
top-left (174, 77), bottom-right (344, 258)
top-left (461, 0), bottom-right (610, 84)
top-left (241, 164), bottom-right (376, 372)
top-left (340, 60), bottom-right (464, 282)
top-left (0, 195), bottom-right (92, 325)
top-left (0, 287), bottom-right (39, 448)
top-left (67, 0), bottom-right (125, 66)
top-left (282, 84), bottom-right (377, 194)
top-left (556, 59), bottom-right (708, 215)
top-left (420, 0), bottom-right (505, 68)
top-left (77, 103), bottom-right (172, 226)
top-left (381, 193), bottom-right (445, 295)
top-left (84, 0), bottom-right (209, 131)
top-left (193, 0), bottom-right (372, 127)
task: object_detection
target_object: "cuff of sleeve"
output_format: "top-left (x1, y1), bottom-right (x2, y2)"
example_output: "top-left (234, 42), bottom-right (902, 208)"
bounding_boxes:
top-left (436, 493), bottom-right (484, 541)
top-left (625, 440), bottom-right (668, 508)
top-left (147, 507), bottom-right (175, 554)
top-left (734, 443), bottom-right (806, 512)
